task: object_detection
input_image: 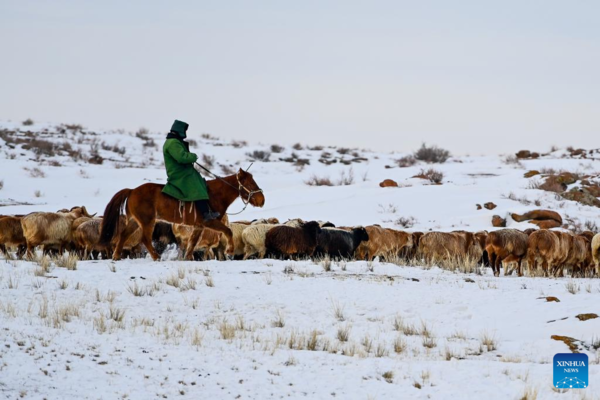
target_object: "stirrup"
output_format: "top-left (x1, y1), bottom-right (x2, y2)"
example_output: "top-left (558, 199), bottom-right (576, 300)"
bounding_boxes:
top-left (203, 211), bottom-right (220, 221)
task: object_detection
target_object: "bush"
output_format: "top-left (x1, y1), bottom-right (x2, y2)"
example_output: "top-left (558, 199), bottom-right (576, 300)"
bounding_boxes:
top-left (25, 167), bottom-right (46, 178)
top-left (22, 139), bottom-right (56, 157)
top-left (246, 150), bottom-right (271, 162)
top-left (292, 143), bottom-right (303, 150)
top-left (415, 168), bottom-right (444, 184)
top-left (22, 118), bottom-right (34, 126)
top-left (394, 216), bottom-right (417, 228)
top-left (201, 154), bottom-right (215, 168)
top-left (0, 180), bottom-right (3, 190)
top-left (305, 175), bottom-right (333, 186)
top-left (337, 167), bottom-right (355, 186)
top-left (232, 140), bottom-right (248, 148)
top-left (414, 143), bottom-right (450, 164)
top-left (396, 155), bottom-right (417, 168)
top-left (270, 144), bottom-right (285, 153)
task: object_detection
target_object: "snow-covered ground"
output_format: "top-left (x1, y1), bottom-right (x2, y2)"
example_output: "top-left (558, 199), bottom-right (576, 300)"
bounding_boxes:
top-left (1, 120), bottom-right (599, 399)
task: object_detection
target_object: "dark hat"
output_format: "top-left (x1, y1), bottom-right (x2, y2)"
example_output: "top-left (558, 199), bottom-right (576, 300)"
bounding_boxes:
top-left (170, 120), bottom-right (189, 138)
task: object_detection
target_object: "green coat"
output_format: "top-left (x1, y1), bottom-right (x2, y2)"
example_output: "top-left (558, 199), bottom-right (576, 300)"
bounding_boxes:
top-left (162, 138), bottom-right (209, 201)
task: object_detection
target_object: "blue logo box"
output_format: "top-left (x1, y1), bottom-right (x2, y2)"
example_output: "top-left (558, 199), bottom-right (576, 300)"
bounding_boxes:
top-left (554, 353), bottom-right (588, 389)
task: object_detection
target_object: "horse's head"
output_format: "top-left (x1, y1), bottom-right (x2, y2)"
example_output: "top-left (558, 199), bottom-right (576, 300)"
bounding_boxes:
top-left (236, 168), bottom-right (265, 208)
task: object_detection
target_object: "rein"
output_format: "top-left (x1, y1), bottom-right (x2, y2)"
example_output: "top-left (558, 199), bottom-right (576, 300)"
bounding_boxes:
top-left (194, 162), bottom-right (263, 216)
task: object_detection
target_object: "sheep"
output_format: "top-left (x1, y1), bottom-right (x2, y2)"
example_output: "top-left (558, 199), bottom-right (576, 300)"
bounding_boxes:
top-left (74, 216), bottom-right (143, 259)
top-left (566, 235), bottom-right (590, 277)
top-left (550, 231), bottom-right (573, 277)
top-left (527, 230), bottom-right (560, 277)
top-left (152, 221), bottom-right (178, 256)
top-left (593, 233), bottom-right (600, 276)
top-left (0, 216), bottom-right (26, 258)
top-left (192, 228), bottom-right (224, 260)
top-left (265, 221), bottom-right (322, 259)
top-left (21, 206), bottom-right (94, 258)
top-left (418, 231), bottom-right (482, 265)
top-left (355, 226), bottom-right (412, 260)
top-left (250, 218), bottom-right (280, 225)
top-left (241, 219), bottom-right (300, 260)
top-left (485, 229), bottom-right (528, 277)
top-left (213, 222), bottom-right (248, 259)
top-left (315, 226), bottom-right (369, 259)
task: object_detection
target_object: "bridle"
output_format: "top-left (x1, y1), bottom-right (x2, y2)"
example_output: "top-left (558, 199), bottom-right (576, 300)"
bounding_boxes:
top-left (194, 162), bottom-right (263, 215)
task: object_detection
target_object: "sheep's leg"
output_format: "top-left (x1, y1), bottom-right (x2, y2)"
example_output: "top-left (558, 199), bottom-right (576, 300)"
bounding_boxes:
top-left (494, 255), bottom-right (502, 277)
top-left (185, 229), bottom-right (202, 261)
top-left (517, 257), bottom-right (524, 277)
top-left (112, 219), bottom-right (138, 261)
top-left (203, 220), bottom-right (234, 255)
top-left (489, 252), bottom-right (497, 276)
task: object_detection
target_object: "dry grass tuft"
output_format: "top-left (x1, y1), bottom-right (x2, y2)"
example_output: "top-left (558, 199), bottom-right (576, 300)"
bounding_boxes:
top-left (54, 254), bottom-right (78, 270)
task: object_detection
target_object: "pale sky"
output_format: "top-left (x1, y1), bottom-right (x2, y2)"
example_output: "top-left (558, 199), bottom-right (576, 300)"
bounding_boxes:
top-left (1, 1), bottom-right (598, 155)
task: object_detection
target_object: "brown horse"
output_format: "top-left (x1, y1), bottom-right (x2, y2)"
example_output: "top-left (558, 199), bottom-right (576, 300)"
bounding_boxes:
top-left (99, 169), bottom-right (265, 260)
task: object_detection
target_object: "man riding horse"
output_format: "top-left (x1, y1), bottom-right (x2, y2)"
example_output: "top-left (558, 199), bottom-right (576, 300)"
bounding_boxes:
top-left (163, 120), bottom-right (220, 221)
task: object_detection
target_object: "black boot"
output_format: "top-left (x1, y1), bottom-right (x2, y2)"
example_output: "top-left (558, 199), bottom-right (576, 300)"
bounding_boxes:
top-left (195, 200), bottom-right (220, 221)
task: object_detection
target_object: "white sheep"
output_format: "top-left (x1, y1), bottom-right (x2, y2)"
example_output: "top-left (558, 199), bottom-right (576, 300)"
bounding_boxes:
top-left (592, 233), bottom-right (600, 276)
top-left (22, 206), bottom-right (94, 257)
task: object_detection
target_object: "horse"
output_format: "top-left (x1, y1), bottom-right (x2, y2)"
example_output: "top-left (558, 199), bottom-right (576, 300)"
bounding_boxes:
top-left (99, 169), bottom-right (265, 261)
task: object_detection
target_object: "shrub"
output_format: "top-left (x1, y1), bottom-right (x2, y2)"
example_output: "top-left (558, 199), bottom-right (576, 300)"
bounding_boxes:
top-left (337, 167), bottom-right (355, 186)
top-left (305, 175), bottom-right (333, 186)
top-left (414, 143), bottom-right (450, 163)
top-left (0, 180), bottom-right (3, 190)
top-left (396, 155), bottom-right (417, 168)
top-left (201, 154), bottom-right (215, 168)
top-left (64, 124), bottom-right (83, 131)
top-left (394, 216), bottom-right (417, 228)
top-left (246, 150), bottom-right (271, 162)
top-left (415, 168), bottom-right (444, 184)
top-left (25, 167), bottom-right (46, 178)
top-left (201, 133), bottom-right (218, 140)
top-left (88, 154), bottom-right (104, 165)
top-left (292, 143), bottom-right (303, 150)
top-left (232, 140), bottom-right (247, 148)
top-left (135, 127), bottom-right (150, 140)
top-left (22, 118), bottom-right (34, 126)
top-left (23, 139), bottom-right (56, 157)
top-left (270, 144), bottom-right (285, 153)
top-left (337, 147), bottom-right (351, 155)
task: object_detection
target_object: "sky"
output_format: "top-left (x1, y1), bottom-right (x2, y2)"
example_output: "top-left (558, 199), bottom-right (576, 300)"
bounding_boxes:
top-left (1, 1), bottom-right (599, 155)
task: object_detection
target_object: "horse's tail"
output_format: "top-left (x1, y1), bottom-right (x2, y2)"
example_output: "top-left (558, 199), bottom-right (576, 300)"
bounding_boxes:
top-left (100, 188), bottom-right (132, 246)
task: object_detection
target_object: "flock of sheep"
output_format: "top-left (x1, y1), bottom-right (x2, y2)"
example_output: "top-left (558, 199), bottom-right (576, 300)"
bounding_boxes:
top-left (1, 206), bottom-right (600, 278)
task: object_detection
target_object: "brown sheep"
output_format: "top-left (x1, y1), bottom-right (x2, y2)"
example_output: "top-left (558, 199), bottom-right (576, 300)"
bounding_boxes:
top-left (74, 216), bottom-right (143, 259)
top-left (196, 228), bottom-right (224, 260)
top-left (566, 235), bottom-right (591, 277)
top-left (485, 229), bottom-right (528, 277)
top-left (526, 230), bottom-right (560, 276)
top-left (550, 231), bottom-right (573, 277)
top-left (418, 231), bottom-right (482, 265)
top-left (355, 226), bottom-right (412, 260)
top-left (265, 221), bottom-right (322, 258)
top-left (22, 206), bottom-right (94, 258)
top-left (0, 216), bottom-right (26, 258)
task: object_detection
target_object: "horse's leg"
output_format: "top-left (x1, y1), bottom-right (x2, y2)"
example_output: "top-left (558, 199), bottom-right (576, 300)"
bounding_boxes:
top-left (112, 219), bottom-right (139, 260)
top-left (202, 220), bottom-right (234, 255)
top-left (185, 228), bottom-right (203, 261)
top-left (137, 222), bottom-right (158, 261)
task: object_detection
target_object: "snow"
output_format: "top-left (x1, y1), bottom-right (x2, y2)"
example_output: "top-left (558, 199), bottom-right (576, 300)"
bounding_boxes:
top-left (1, 121), bottom-right (599, 399)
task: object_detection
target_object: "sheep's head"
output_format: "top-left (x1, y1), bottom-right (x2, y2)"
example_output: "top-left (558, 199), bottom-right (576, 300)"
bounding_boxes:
top-left (303, 221), bottom-right (322, 236)
top-left (353, 227), bottom-right (369, 243)
top-left (69, 206), bottom-right (96, 218)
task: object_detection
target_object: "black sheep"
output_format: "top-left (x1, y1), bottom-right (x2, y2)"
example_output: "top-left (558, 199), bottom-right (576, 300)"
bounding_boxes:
top-left (316, 227), bottom-right (369, 259)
